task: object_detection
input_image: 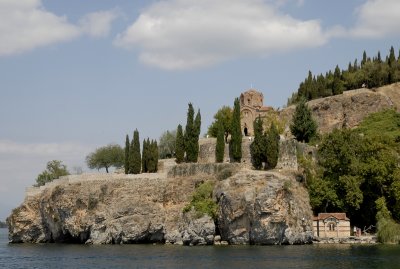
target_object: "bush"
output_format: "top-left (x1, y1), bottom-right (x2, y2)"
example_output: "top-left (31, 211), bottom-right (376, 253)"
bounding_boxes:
top-left (183, 181), bottom-right (218, 219)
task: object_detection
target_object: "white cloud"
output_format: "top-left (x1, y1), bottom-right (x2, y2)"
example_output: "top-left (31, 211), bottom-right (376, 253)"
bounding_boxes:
top-left (350, 0), bottom-right (400, 38)
top-left (114, 0), bottom-right (327, 70)
top-left (0, 0), bottom-right (118, 56)
top-left (79, 9), bottom-right (119, 38)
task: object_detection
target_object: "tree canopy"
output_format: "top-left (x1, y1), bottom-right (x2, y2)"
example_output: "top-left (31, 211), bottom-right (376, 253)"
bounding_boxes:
top-left (230, 97), bottom-right (242, 162)
top-left (36, 160), bottom-right (70, 186)
top-left (290, 98), bottom-right (317, 143)
top-left (208, 106), bottom-right (232, 142)
top-left (86, 144), bottom-right (124, 173)
top-left (288, 46), bottom-right (400, 105)
top-left (158, 130), bottom-right (176, 159)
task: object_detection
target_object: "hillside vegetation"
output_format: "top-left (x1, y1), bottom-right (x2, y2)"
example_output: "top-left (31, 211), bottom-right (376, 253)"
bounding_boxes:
top-left (289, 46), bottom-right (400, 105)
top-left (301, 109), bottom-right (400, 242)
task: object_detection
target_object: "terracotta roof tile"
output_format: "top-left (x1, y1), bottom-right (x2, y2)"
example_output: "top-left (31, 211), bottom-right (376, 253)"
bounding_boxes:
top-left (314, 213), bottom-right (350, 221)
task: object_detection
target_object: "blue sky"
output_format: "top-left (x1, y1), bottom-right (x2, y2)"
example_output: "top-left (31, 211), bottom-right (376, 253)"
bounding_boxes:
top-left (0, 0), bottom-right (399, 220)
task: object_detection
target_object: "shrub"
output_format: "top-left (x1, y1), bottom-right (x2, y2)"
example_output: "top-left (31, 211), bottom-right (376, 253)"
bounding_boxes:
top-left (183, 181), bottom-right (218, 219)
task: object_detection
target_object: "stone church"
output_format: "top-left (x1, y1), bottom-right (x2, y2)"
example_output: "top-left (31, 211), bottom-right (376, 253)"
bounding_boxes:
top-left (240, 89), bottom-right (272, 136)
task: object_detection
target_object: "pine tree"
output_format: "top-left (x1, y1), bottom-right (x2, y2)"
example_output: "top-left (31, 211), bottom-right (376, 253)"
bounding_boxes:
top-left (265, 122), bottom-right (280, 169)
top-left (175, 124), bottom-right (185, 164)
top-left (125, 134), bottom-right (130, 174)
top-left (290, 98), bottom-right (317, 143)
top-left (250, 116), bottom-right (264, 170)
top-left (230, 97), bottom-right (242, 162)
top-left (332, 65), bottom-right (344, 95)
top-left (215, 121), bottom-right (225, 163)
top-left (131, 129), bottom-right (141, 174)
top-left (152, 140), bottom-right (159, 172)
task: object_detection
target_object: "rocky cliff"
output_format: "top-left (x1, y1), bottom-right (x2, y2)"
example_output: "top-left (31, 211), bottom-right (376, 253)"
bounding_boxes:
top-left (281, 83), bottom-right (400, 134)
top-left (7, 164), bottom-right (313, 245)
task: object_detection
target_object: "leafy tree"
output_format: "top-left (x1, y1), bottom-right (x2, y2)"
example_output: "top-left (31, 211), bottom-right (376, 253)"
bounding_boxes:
top-left (250, 116), bottom-right (265, 170)
top-left (175, 124), bottom-right (185, 164)
top-left (35, 160), bottom-right (70, 186)
top-left (130, 129), bottom-right (141, 174)
top-left (265, 122), bottom-right (280, 169)
top-left (230, 97), bottom-right (242, 162)
top-left (207, 106), bottom-right (232, 142)
top-left (290, 98), bottom-right (317, 143)
top-left (158, 130), bottom-right (176, 159)
top-left (215, 121), bottom-right (225, 163)
top-left (149, 140), bottom-right (159, 172)
top-left (86, 144), bottom-right (124, 173)
top-left (125, 135), bottom-right (130, 174)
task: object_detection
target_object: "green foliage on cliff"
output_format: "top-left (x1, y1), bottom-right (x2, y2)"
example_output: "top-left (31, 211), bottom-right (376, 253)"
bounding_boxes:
top-left (289, 46), bottom-right (400, 105)
top-left (290, 98), bottom-right (317, 143)
top-left (304, 110), bottom-right (400, 231)
top-left (35, 160), bottom-right (70, 186)
top-left (265, 122), bottom-right (280, 169)
top-left (86, 144), bottom-right (124, 173)
top-left (376, 197), bottom-right (400, 244)
top-left (230, 97), bottom-right (242, 162)
top-left (183, 181), bottom-right (217, 219)
top-left (250, 116), bottom-right (264, 169)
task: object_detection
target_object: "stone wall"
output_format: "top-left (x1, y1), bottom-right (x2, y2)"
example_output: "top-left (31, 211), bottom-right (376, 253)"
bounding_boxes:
top-left (198, 137), bottom-right (298, 171)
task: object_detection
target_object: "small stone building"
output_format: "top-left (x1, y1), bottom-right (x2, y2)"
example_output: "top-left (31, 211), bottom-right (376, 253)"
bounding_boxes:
top-left (313, 213), bottom-right (351, 238)
top-left (240, 89), bottom-right (272, 136)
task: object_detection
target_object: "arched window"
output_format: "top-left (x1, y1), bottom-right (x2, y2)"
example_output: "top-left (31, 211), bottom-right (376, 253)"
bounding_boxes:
top-left (328, 222), bottom-right (336, 231)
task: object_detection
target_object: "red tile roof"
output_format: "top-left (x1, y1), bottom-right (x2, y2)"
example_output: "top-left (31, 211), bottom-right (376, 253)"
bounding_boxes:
top-left (313, 213), bottom-right (350, 221)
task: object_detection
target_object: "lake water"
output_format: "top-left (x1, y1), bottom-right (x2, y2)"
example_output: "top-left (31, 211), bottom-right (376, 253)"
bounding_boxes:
top-left (1, 229), bottom-right (399, 269)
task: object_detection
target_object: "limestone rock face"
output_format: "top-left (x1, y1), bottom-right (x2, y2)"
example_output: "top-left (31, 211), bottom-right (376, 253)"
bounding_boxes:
top-left (8, 174), bottom-right (214, 245)
top-left (282, 83), bottom-right (400, 135)
top-left (8, 166), bottom-right (313, 245)
top-left (215, 170), bottom-right (313, 245)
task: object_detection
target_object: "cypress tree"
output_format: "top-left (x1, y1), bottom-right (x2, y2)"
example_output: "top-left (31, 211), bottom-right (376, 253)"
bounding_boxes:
top-left (131, 129), bottom-right (141, 174)
top-left (125, 134), bottom-right (130, 174)
top-left (215, 121), bottom-right (225, 163)
top-left (250, 116), bottom-right (264, 170)
top-left (184, 103), bottom-right (196, 162)
top-left (230, 97), bottom-right (242, 162)
top-left (152, 140), bottom-right (159, 172)
top-left (175, 124), bottom-right (185, 164)
top-left (142, 139), bottom-right (148, 173)
top-left (193, 109), bottom-right (201, 162)
top-left (128, 134), bottom-right (135, 173)
top-left (290, 98), bottom-right (317, 143)
top-left (265, 122), bottom-right (280, 170)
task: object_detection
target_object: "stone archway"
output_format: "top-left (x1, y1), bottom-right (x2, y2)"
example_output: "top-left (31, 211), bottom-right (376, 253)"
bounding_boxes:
top-left (244, 127), bottom-right (248, 136)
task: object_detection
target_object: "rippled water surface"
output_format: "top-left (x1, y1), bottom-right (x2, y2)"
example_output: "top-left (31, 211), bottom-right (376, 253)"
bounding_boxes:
top-left (1, 229), bottom-right (399, 269)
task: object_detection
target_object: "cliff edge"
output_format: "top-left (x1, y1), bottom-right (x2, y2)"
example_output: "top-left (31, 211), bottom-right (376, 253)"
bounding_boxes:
top-left (7, 164), bottom-right (313, 245)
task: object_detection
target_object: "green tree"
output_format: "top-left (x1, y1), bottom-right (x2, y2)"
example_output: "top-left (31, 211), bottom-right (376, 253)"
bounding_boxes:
top-left (290, 98), bottom-right (317, 143)
top-left (150, 140), bottom-right (159, 172)
top-left (130, 129), bottom-right (141, 174)
top-left (142, 138), bottom-right (148, 173)
top-left (86, 144), bottom-right (124, 173)
top-left (207, 106), bottom-right (232, 142)
top-left (184, 103), bottom-right (195, 162)
top-left (35, 160), bottom-right (70, 186)
top-left (230, 97), bottom-right (242, 162)
top-left (193, 109), bottom-right (201, 162)
top-left (125, 134), bottom-right (130, 174)
top-left (265, 122), bottom-right (280, 169)
top-left (158, 130), bottom-right (176, 159)
top-left (175, 124), bottom-right (185, 164)
top-left (215, 121), bottom-right (225, 163)
top-left (250, 116), bottom-right (265, 170)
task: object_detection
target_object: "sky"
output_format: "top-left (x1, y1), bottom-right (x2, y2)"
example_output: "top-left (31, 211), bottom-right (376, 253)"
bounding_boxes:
top-left (0, 0), bottom-right (400, 220)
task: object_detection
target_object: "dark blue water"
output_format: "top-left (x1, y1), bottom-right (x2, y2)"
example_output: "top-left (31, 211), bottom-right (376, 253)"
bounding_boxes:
top-left (1, 229), bottom-right (399, 269)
